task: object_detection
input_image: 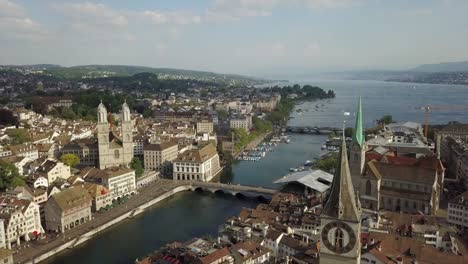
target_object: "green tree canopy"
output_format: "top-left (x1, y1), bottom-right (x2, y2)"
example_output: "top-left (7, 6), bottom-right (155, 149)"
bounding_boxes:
top-left (0, 160), bottom-right (25, 190)
top-left (130, 158), bottom-right (144, 178)
top-left (7, 129), bottom-right (31, 144)
top-left (252, 117), bottom-right (272, 133)
top-left (60, 153), bottom-right (80, 167)
top-left (313, 153), bottom-right (338, 174)
top-left (377, 115), bottom-right (394, 125)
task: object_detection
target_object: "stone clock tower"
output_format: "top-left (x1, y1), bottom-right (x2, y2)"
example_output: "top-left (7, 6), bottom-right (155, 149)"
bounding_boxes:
top-left (320, 133), bottom-right (362, 264)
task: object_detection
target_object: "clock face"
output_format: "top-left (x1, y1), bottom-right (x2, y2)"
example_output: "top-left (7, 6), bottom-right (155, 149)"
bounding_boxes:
top-left (321, 221), bottom-right (357, 254)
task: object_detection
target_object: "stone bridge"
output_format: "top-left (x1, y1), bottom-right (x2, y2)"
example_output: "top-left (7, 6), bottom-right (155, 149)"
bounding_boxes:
top-left (186, 181), bottom-right (277, 198)
top-left (286, 126), bottom-right (340, 134)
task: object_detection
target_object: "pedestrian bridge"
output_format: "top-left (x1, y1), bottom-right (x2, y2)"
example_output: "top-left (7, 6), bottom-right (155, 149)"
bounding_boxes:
top-left (186, 181), bottom-right (277, 198)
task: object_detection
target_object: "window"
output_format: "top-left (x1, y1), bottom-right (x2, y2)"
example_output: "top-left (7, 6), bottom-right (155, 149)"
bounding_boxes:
top-left (365, 180), bottom-right (372, 196)
top-left (114, 150), bottom-right (120, 159)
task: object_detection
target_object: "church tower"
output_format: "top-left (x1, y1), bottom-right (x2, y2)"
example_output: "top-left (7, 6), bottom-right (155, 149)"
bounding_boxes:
top-left (121, 100), bottom-right (134, 164)
top-left (320, 133), bottom-right (362, 264)
top-left (349, 97), bottom-right (366, 193)
top-left (97, 101), bottom-right (110, 168)
top-left (97, 101), bottom-right (134, 169)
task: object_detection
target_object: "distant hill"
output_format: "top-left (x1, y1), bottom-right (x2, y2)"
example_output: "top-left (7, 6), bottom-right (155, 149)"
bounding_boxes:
top-left (330, 61), bottom-right (468, 85)
top-left (410, 61), bottom-right (468, 72)
top-left (32, 64), bottom-right (261, 81)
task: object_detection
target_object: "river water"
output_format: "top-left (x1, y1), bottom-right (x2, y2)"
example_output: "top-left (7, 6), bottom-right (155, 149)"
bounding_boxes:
top-left (46, 80), bottom-right (468, 264)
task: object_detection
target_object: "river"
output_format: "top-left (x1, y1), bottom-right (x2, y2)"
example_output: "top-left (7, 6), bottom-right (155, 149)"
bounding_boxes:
top-left (45, 80), bottom-right (468, 264)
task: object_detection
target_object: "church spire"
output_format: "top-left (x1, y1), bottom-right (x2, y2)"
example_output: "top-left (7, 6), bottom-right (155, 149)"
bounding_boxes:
top-left (352, 97), bottom-right (364, 147)
top-left (322, 130), bottom-right (361, 222)
top-left (97, 100), bottom-right (108, 123)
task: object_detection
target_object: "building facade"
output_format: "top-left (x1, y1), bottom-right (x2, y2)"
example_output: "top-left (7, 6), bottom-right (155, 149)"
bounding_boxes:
top-left (84, 167), bottom-right (136, 201)
top-left (349, 99), bottom-right (444, 215)
top-left (229, 115), bottom-right (252, 132)
top-left (60, 138), bottom-right (99, 167)
top-left (44, 186), bottom-right (92, 233)
top-left (0, 198), bottom-right (43, 249)
top-left (173, 144), bottom-right (220, 182)
top-left (97, 101), bottom-right (134, 169)
top-left (447, 191), bottom-right (468, 229)
top-left (35, 159), bottom-right (71, 184)
top-left (196, 120), bottom-right (214, 134)
top-left (143, 141), bottom-right (178, 176)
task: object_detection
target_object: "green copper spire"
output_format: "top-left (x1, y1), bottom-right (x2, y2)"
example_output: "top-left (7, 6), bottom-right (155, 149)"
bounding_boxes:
top-left (352, 97), bottom-right (364, 146)
top-left (322, 127), bottom-right (361, 222)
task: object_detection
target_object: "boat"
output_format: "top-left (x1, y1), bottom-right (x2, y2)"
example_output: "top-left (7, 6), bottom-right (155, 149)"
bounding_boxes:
top-left (321, 145), bottom-right (327, 150)
top-left (289, 168), bottom-right (298, 172)
top-left (304, 160), bottom-right (313, 166)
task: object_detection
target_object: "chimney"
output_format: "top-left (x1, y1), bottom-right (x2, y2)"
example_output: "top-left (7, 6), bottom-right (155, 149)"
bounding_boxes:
top-left (369, 238), bottom-right (375, 246)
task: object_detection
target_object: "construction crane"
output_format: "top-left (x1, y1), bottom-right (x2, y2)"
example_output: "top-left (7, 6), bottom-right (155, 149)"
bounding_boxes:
top-left (416, 105), bottom-right (468, 139)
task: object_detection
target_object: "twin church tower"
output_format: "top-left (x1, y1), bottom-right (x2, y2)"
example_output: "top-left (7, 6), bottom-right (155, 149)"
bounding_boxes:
top-left (96, 101), bottom-right (134, 169)
top-left (320, 98), bottom-right (366, 264)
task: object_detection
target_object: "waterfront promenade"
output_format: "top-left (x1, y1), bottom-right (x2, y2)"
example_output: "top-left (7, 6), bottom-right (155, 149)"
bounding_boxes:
top-left (13, 179), bottom-right (274, 264)
top-left (14, 179), bottom-right (183, 264)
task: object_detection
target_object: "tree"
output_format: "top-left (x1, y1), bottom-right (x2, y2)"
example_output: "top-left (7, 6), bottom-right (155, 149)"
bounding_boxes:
top-left (7, 129), bottom-right (31, 144)
top-left (314, 153), bottom-right (338, 173)
top-left (377, 115), bottom-right (394, 125)
top-left (0, 160), bottom-right (25, 190)
top-left (252, 116), bottom-right (272, 133)
top-left (60, 153), bottom-right (80, 167)
top-left (130, 158), bottom-right (143, 178)
top-left (216, 109), bottom-right (228, 121)
top-left (0, 109), bottom-right (17, 126)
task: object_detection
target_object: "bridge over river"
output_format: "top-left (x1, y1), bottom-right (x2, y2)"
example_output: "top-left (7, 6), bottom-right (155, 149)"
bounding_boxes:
top-left (286, 126), bottom-right (340, 135)
top-left (186, 181), bottom-right (277, 197)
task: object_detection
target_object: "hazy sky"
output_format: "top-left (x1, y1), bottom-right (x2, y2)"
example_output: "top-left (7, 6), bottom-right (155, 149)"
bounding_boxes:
top-left (1, 0), bottom-right (467, 76)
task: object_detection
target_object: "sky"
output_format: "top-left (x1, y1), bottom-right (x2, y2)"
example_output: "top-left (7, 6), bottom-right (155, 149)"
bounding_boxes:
top-left (0, 0), bottom-right (467, 77)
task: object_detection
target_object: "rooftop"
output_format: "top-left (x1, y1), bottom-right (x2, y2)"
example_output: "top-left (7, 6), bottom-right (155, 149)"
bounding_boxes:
top-left (274, 169), bottom-right (333, 193)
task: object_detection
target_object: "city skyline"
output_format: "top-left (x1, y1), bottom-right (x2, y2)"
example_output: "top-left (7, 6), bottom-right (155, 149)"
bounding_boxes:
top-left (1, 0), bottom-right (467, 77)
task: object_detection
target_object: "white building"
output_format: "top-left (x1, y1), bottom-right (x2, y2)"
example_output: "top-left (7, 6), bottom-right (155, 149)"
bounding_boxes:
top-left (447, 191), bottom-right (468, 228)
top-left (7, 144), bottom-right (38, 162)
top-left (262, 230), bottom-right (284, 257)
top-left (34, 159), bottom-right (71, 184)
top-left (0, 219), bottom-right (6, 249)
top-left (173, 144), bottom-right (221, 182)
top-left (83, 167), bottom-right (136, 201)
top-left (196, 120), bottom-right (214, 134)
top-left (144, 141), bottom-right (178, 177)
top-left (229, 115), bottom-right (252, 132)
top-left (0, 197), bottom-right (43, 249)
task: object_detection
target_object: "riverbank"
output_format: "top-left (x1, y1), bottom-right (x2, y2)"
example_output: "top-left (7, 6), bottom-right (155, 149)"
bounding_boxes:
top-left (233, 132), bottom-right (271, 157)
top-left (14, 180), bottom-right (190, 264)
